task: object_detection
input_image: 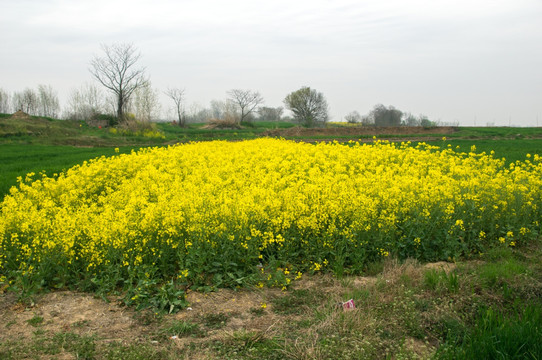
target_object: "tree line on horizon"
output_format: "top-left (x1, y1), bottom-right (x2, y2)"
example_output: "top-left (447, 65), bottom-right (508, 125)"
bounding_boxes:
top-left (0, 43), bottom-right (445, 128)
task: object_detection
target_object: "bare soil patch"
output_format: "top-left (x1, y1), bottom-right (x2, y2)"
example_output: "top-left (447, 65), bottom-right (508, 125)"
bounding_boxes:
top-left (0, 261), bottom-right (455, 359)
top-left (9, 110), bottom-right (31, 120)
top-left (0, 274), bottom-right (361, 345)
top-left (0, 291), bottom-right (139, 344)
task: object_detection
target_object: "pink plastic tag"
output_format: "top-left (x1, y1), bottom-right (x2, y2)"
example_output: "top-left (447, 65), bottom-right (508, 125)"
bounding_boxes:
top-left (342, 299), bottom-right (355, 310)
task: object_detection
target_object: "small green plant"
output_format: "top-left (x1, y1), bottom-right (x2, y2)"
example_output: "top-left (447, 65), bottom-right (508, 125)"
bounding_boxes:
top-left (51, 332), bottom-right (96, 359)
top-left (364, 260), bottom-right (385, 276)
top-left (160, 320), bottom-right (203, 338)
top-left (249, 307), bottom-right (266, 316)
top-left (423, 269), bottom-right (440, 291)
top-left (445, 271), bottom-right (460, 293)
top-left (423, 269), bottom-right (460, 293)
top-left (271, 288), bottom-right (323, 315)
top-left (124, 278), bottom-right (188, 313)
top-left (102, 342), bottom-right (168, 360)
top-left (27, 315), bottom-right (44, 327)
top-left (72, 320), bottom-right (90, 328)
top-left (202, 312), bottom-right (229, 329)
top-left (343, 288), bottom-right (370, 304)
top-left (133, 309), bottom-right (163, 326)
top-left (5, 320), bottom-right (17, 328)
top-left (478, 259), bottom-right (526, 289)
top-left (213, 330), bottom-right (282, 360)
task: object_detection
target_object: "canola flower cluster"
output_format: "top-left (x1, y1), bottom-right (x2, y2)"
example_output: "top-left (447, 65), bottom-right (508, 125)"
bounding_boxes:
top-left (0, 138), bottom-right (541, 302)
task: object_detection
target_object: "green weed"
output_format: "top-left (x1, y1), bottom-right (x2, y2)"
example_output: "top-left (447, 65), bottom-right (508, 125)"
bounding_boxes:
top-left (423, 269), bottom-right (460, 293)
top-left (478, 259), bottom-right (526, 289)
top-left (201, 312), bottom-right (229, 329)
top-left (160, 320), bottom-right (203, 338)
top-left (102, 342), bottom-right (168, 360)
top-left (26, 314), bottom-right (44, 327)
top-left (271, 288), bottom-right (323, 315)
top-left (436, 304), bottom-right (542, 359)
top-left (212, 330), bottom-right (282, 360)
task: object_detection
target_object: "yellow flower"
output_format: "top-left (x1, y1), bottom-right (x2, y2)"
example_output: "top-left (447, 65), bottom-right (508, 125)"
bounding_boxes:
top-left (454, 220), bottom-right (465, 231)
top-left (2, 137), bottom-right (541, 298)
top-left (178, 269), bottom-right (189, 279)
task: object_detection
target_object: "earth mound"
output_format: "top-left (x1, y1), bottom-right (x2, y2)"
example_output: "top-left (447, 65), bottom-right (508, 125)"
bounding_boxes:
top-left (10, 110), bottom-right (31, 120)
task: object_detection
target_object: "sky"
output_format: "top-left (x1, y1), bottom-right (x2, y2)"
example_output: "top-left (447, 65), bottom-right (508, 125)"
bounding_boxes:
top-left (1, 0), bottom-right (542, 126)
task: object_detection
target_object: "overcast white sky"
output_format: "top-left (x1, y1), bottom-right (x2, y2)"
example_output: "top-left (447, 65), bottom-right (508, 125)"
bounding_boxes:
top-left (1, 0), bottom-right (541, 126)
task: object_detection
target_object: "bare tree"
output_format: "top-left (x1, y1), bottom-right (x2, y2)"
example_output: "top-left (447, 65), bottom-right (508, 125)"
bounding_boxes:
top-left (227, 89), bottom-right (264, 124)
top-left (0, 88), bottom-right (10, 113)
top-left (65, 83), bottom-right (105, 120)
top-left (258, 106), bottom-right (283, 122)
top-left (165, 87), bottom-right (186, 127)
top-left (37, 84), bottom-right (60, 118)
top-left (209, 99), bottom-right (225, 119)
top-left (12, 88), bottom-right (39, 115)
top-left (184, 102), bottom-right (211, 124)
top-left (131, 82), bottom-right (161, 123)
top-left (89, 43), bottom-right (147, 122)
top-left (403, 112), bottom-right (420, 127)
top-left (344, 111), bottom-right (362, 124)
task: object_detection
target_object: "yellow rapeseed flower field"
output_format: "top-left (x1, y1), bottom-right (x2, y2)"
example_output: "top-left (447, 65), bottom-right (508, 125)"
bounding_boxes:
top-left (0, 138), bottom-right (540, 308)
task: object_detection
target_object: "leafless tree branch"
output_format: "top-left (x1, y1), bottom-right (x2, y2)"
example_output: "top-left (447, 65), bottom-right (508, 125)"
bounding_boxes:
top-left (227, 89), bottom-right (264, 124)
top-left (89, 43), bottom-right (147, 122)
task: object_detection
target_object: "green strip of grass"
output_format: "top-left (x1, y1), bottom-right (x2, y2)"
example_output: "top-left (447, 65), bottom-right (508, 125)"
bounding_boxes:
top-left (429, 139), bottom-right (542, 165)
top-left (452, 126), bottom-right (542, 138)
top-left (0, 144), bottom-right (137, 199)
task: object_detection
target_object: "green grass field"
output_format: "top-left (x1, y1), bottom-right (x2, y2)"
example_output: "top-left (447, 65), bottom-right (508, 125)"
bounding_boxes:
top-left (0, 144), bottom-right (139, 198)
top-left (427, 138), bottom-right (541, 164)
